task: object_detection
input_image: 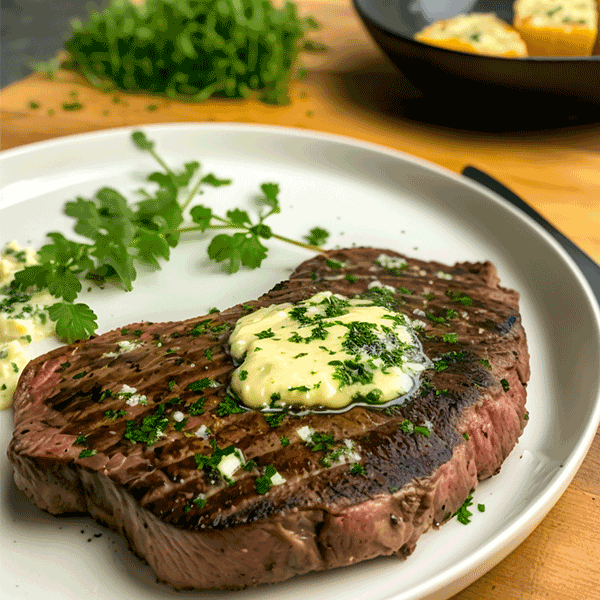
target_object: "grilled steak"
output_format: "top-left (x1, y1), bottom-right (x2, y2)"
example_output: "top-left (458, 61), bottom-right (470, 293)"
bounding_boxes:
top-left (7, 247), bottom-right (530, 590)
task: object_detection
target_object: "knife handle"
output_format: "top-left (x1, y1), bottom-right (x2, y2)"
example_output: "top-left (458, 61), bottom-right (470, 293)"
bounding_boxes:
top-left (461, 166), bottom-right (600, 306)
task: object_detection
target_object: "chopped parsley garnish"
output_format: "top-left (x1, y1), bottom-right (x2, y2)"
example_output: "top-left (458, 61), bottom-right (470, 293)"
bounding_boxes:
top-left (344, 273), bottom-right (358, 283)
top-left (280, 436), bottom-right (290, 447)
top-left (123, 405), bottom-right (169, 445)
top-left (174, 418), bottom-right (188, 431)
top-left (192, 497), bottom-right (207, 509)
top-left (400, 419), bottom-right (414, 434)
top-left (74, 434), bottom-right (87, 445)
top-left (187, 378), bottom-right (213, 392)
top-left (434, 351), bottom-right (467, 372)
top-left (352, 389), bottom-right (383, 404)
top-left (350, 463), bottom-right (366, 476)
top-left (188, 398), bottom-right (206, 415)
top-left (453, 494), bottom-right (474, 525)
top-left (442, 332), bottom-right (458, 343)
top-left (414, 425), bottom-right (430, 437)
top-left (239, 370), bottom-right (248, 381)
top-left (308, 431), bottom-right (335, 453)
top-left (329, 359), bottom-right (373, 387)
top-left (477, 503), bottom-right (485, 513)
top-left (288, 385), bottom-right (310, 392)
top-left (264, 412), bottom-right (286, 427)
top-left (446, 289), bottom-right (473, 305)
top-left (400, 419), bottom-right (430, 437)
top-left (255, 328), bottom-right (275, 339)
top-left (72, 371), bottom-right (86, 379)
top-left (78, 449), bottom-right (97, 458)
top-left (104, 409), bottom-right (127, 420)
top-left (216, 395), bottom-right (245, 417)
top-left (195, 441), bottom-right (244, 485)
top-left (325, 258), bottom-right (343, 269)
top-left (463, 432), bottom-right (470, 441)
top-left (254, 464), bottom-right (283, 494)
top-left (427, 308), bottom-right (458, 324)
top-left (500, 378), bottom-right (510, 391)
top-left (479, 358), bottom-right (492, 369)
top-left (168, 379), bottom-right (177, 390)
top-left (204, 348), bottom-right (213, 361)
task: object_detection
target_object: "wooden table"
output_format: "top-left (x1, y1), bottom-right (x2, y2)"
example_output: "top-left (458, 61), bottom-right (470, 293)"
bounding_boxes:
top-left (1, 1), bottom-right (599, 597)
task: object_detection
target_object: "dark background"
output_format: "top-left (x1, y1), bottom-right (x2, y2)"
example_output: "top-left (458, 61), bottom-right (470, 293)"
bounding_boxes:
top-left (1, 0), bottom-right (107, 88)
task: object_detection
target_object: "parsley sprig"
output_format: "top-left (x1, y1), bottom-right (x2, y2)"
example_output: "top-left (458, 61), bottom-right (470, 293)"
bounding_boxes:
top-left (10, 131), bottom-right (326, 343)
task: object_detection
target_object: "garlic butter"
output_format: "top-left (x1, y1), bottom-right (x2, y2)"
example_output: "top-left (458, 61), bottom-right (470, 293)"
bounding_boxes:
top-left (229, 291), bottom-right (430, 410)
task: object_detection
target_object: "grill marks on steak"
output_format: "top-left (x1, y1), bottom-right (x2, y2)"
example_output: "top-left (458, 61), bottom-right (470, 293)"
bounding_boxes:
top-left (7, 247), bottom-right (529, 589)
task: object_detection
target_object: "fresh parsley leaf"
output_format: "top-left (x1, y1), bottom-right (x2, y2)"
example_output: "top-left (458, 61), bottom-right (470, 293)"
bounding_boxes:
top-left (46, 265), bottom-right (82, 302)
top-left (207, 232), bottom-right (269, 273)
top-left (201, 174), bottom-right (232, 187)
top-left (304, 227), bottom-right (329, 247)
top-left (131, 131), bottom-right (154, 151)
top-left (189, 205), bottom-right (213, 231)
top-left (226, 208), bottom-right (251, 227)
top-left (259, 183), bottom-right (280, 213)
top-left (48, 302), bottom-right (98, 342)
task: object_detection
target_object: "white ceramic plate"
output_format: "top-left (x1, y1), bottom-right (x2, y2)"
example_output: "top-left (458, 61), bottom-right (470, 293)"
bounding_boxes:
top-left (1, 124), bottom-right (599, 600)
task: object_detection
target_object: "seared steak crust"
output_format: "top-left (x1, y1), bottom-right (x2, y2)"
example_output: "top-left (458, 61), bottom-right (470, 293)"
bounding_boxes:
top-left (7, 248), bottom-right (530, 589)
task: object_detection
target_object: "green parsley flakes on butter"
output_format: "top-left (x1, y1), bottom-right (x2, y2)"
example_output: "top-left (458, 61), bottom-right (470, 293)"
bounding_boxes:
top-left (0, 242), bottom-right (55, 409)
top-left (229, 291), bottom-right (431, 410)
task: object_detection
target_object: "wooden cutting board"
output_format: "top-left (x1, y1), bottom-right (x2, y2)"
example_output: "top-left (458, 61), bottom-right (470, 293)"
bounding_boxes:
top-left (1, 1), bottom-right (599, 598)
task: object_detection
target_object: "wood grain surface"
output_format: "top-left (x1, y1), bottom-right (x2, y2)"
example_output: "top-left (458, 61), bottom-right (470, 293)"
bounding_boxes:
top-left (1, 1), bottom-right (599, 598)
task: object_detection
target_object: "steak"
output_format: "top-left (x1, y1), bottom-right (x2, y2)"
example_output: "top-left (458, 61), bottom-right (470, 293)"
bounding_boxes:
top-left (7, 247), bottom-right (530, 590)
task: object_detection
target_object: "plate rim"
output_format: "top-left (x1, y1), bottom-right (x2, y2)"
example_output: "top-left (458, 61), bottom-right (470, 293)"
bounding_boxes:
top-left (1, 121), bottom-right (600, 600)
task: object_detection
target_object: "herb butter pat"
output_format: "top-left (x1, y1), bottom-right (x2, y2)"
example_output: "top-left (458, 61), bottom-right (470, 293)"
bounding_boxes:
top-left (229, 291), bottom-right (430, 410)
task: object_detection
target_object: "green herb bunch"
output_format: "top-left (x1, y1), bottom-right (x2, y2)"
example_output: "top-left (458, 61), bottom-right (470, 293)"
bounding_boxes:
top-left (10, 131), bottom-right (328, 343)
top-left (61, 0), bottom-right (320, 104)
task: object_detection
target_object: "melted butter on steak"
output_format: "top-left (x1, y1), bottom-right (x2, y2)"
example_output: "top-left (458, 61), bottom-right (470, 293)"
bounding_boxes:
top-left (228, 291), bottom-right (431, 410)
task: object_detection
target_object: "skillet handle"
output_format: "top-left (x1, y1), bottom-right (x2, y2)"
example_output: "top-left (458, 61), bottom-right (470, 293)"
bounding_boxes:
top-left (461, 166), bottom-right (600, 306)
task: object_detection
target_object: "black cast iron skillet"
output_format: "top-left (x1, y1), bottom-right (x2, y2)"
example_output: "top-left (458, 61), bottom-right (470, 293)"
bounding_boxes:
top-left (354, 0), bottom-right (600, 129)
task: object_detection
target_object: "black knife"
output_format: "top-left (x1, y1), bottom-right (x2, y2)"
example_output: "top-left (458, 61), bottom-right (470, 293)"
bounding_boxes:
top-left (462, 166), bottom-right (600, 307)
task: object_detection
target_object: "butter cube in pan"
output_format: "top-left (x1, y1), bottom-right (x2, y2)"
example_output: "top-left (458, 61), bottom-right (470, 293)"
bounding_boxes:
top-left (513, 0), bottom-right (598, 56)
top-left (415, 13), bottom-right (529, 57)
